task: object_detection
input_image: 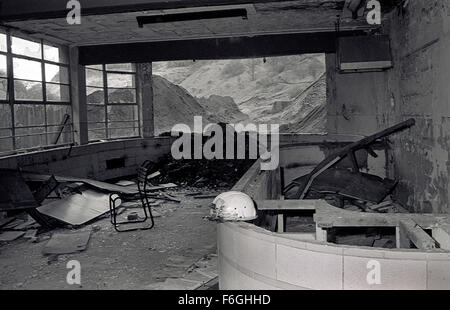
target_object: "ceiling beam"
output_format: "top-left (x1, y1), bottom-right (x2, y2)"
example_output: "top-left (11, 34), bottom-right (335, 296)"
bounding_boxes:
top-left (78, 31), bottom-right (359, 65)
top-left (0, 0), bottom-right (345, 22)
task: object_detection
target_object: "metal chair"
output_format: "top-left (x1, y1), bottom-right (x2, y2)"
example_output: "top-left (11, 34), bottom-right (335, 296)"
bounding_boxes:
top-left (109, 160), bottom-right (155, 232)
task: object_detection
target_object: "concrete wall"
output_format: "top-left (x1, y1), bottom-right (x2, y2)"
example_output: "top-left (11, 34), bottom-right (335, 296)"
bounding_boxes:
top-left (0, 137), bottom-right (173, 180)
top-left (383, 1), bottom-right (450, 213)
top-left (325, 1), bottom-right (450, 213)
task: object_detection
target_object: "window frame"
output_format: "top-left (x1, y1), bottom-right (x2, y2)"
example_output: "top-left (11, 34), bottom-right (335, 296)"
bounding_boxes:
top-left (86, 64), bottom-right (140, 142)
top-left (0, 29), bottom-right (74, 155)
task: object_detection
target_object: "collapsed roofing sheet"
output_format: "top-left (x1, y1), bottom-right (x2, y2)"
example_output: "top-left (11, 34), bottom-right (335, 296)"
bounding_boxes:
top-left (37, 190), bottom-right (113, 226)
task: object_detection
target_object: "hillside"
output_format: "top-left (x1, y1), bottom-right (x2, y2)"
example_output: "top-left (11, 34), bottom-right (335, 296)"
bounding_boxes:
top-left (153, 54), bottom-right (326, 133)
top-left (196, 95), bottom-right (249, 124)
top-left (152, 75), bottom-right (219, 135)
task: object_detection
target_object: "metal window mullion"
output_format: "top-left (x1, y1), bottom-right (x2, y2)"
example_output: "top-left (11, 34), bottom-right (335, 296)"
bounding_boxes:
top-left (41, 39), bottom-right (48, 147)
top-left (6, 31), bottom-right (16, 150)
top-left (102, 64), bottom-right (109, 139)
top-left (134, 66), bottom-right (140, 137)
top-left (66, 48), bottom-right (74, 145)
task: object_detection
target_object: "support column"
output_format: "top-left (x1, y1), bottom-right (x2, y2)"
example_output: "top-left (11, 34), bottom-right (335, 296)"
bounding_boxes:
top-left (136, 63), bottom-right (154, 138)
top-left (69, 47), bottom-right (88, 145)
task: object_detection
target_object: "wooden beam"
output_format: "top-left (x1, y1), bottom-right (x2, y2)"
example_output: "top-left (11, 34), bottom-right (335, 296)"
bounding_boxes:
top-left (78, 32), bottom-right (356, 65)
top-left (255, 199), bottom-right (318, 211)
top-left (399, 219), bottom-right (437, 250)
top-left (432, 225), bottom-right (450, 250)
top-left (313, 200), bottom-right (450, 229)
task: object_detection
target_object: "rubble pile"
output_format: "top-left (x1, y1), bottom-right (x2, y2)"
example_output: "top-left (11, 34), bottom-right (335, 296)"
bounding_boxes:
top-left (151, 155), bottom-right (255, 189)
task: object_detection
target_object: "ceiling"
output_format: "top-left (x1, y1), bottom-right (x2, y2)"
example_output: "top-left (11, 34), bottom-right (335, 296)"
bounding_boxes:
top-left (1, 0), bottom-right (376, 46)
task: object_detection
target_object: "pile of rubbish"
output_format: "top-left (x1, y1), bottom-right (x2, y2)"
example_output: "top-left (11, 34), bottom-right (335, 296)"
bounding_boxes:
top-left (151, 154), bottom-right (255, 189)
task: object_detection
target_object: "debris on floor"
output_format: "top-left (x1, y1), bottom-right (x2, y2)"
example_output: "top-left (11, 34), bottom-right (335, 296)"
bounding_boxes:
top-left (42, 231), bottom-right (91, 255)
top-left (0, 231), bottom-right (26, 242)
top-left (144, 253), bottom-right (218, 290)
top-left (150, 154), bottom-right (255, 189)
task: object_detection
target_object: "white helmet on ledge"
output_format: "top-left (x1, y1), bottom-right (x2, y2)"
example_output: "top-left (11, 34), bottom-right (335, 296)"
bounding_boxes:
top-left (210, 191), bottom-right (257, 221)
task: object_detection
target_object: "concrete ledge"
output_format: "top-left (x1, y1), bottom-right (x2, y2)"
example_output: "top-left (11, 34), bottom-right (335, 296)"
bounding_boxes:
top-left (0, 137), bottom-right (174, 180)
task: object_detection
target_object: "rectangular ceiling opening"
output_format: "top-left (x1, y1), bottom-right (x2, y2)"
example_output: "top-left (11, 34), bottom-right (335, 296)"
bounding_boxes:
top-left (137, 8), bottom-right (248, 27)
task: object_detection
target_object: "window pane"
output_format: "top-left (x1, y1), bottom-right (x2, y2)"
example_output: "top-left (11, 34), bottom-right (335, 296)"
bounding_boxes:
top-left (13, 58), bottom-right (42, 81)
top-left (0, 33), bottom-right (6, 52)
top-left (106, 63), bottom-right (134, 72)
top-left (44, 45), bottom-right (60, 62)
top-left (108, 122), bottom-right (139, 139)
top-left (45, 64), bottom-right (69, 84)
top-left (14, 104), bottom-right (45, 126)
top-left (12, 36), bottom-right (42, 58)
top-left (0, 78), bottom-right (7, 100)
top-left (107, 73), bottom-right (135, 88)
top-left (14, 80), bottom-right (43, 101)
top-left (46, 105), bottom-right (71, 126)
top-left (87, 87), bottom-right (104, 104)
top-left (107, 105), bottom-right (138, 122)
top-left (86, 68), bottom-right (103, 87)
top-left (108, 88), bottom-right (136, 103)
top-left (46, 83), bottom-right (70, 102)
top-left (0, 55), bottom-right (6, 77)
top-left (0, 135), bottom-right (13, 153)
top-left (47, 125), bottom-right (72, 145)
top-left (0, 104), bottom-right (12, 128)
top-left (88, 122), bottom-right (106, 141)
top-left (15, 127), bottom-right (46, 149)
top-left (87, 105), bottom-right (105, 123)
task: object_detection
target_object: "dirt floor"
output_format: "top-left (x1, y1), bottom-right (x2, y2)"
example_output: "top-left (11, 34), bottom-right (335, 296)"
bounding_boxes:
top-left (0, 188), bottom-right (218, 290)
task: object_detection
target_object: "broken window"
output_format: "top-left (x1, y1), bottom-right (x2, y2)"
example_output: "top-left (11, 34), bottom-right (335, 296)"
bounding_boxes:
top-left (0, 32), bottom-right (73, 155)
top-left (86, 64), bottom-right (139, 141)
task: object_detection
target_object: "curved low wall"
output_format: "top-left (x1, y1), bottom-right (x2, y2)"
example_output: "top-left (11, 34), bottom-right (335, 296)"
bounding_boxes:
top-left (218, 221), bottom-right (450, 290)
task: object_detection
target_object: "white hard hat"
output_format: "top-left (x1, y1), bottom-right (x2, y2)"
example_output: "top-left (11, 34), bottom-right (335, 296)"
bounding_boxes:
top-left (210, 191), bottom-right (257, 221)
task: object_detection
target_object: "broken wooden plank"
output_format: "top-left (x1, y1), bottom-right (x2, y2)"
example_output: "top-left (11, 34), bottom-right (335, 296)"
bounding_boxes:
top-left (432, 225), bottom-right (450, 250)
top-left (313, 200), bottom-right (450, 229)
top-left (255, 199), bottom-right (318, 211)
top-left (399, 219), bottom-right (437, 250)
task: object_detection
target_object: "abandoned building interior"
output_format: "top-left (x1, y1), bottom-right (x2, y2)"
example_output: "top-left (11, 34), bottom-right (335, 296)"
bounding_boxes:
top-left (0, 0), bottom-right (450, 290)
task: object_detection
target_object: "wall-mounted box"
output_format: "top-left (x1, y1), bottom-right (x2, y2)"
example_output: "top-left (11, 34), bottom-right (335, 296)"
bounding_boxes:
top-left (338, 35), bottom-right (392, 72)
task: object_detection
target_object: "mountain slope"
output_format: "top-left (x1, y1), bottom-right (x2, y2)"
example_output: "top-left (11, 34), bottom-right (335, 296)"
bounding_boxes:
top-left (152, 75), bottom-right (219, 135)
top-left (153, 54), bottom-right (326, 123)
